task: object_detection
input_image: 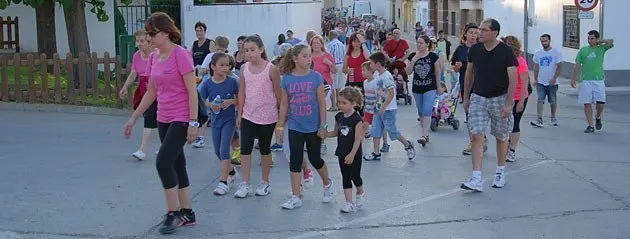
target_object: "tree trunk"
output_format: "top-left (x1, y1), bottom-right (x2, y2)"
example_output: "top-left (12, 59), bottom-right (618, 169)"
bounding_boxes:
top-left (63, 0), bottom-right (94, 88)
top-left (35, 0), bottom-right (57, 73)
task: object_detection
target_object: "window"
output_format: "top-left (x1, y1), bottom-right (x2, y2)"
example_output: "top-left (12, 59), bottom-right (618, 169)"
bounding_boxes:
top-left (563, 5), bottom-right (580, 49)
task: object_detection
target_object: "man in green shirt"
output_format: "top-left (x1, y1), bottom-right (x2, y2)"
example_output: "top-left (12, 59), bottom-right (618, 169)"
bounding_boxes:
top-left (571, 30), bottom-right (614, 133)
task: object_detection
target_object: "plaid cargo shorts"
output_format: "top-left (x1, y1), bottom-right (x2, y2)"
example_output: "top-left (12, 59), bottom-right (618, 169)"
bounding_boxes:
top-left (467, 93), bottom-right (513, 141)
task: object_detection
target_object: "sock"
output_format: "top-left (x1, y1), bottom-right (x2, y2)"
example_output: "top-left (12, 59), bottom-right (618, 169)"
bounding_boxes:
top-left (229, 169), bottom-right (236, 176)
top-left (220, 180), bottom-right (227, 185)
top-left (472, 170), bottom-right (482, 179)
top-left (180, 208), bottom-right (193, 214)
top-left (496, 166), bottom-right (505, 173)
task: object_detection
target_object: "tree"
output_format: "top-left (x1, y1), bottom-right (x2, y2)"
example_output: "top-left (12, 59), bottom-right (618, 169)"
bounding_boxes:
top-left (0, 0), bottom-right (132, 88)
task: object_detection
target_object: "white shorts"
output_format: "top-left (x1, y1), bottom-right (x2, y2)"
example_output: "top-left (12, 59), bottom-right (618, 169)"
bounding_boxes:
top-left (334, 64), bottom-right (347, 89)
top-left (578, 80), bottom-right (606, 104)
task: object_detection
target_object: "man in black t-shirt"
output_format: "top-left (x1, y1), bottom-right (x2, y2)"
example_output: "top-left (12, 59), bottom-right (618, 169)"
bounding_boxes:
top-left (461, 19), bottom-right (518, 192)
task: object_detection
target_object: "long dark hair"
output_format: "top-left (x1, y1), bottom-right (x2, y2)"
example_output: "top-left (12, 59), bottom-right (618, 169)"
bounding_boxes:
top-left (243, 35), bottom-right (268, 61)
top-left (277, 34), bottom-right (286, 45)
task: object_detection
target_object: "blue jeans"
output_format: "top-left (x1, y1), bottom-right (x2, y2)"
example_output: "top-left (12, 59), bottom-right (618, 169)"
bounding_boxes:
top-left (536, 83), bottom-right (558, 104)
top-left (370, 109), bottom-right (401, 140)
top-left (414, 90), bottom-right (437, 117)
top-left (212, 120), bottom-right (236, 160)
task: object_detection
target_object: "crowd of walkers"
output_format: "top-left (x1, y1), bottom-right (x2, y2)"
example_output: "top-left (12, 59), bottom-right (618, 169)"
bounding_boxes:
top-left (120, 11), bottom-right (614, 235)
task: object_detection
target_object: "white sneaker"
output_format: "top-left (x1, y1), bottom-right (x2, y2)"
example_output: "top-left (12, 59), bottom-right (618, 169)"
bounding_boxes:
top-left (213, 182), bottom-right (230, 195)
top-left (227, 171), bottom-right (238, 188)
top-left (322, 179), bottom-right (333, 203)
top-left (192, 137), bottom-right (205, 148)
top-left (340, 202), bottom-right (356, 213)
top-left (460, 177), bottom-right (483, 192)
top-left (255, 182), bottom-right (271, 196)
top-left (506, 150), bottom-right (516, 162)
top-left (132, 150), bottom-right (146, 160)
top-left (492, 172), bottom-right (506, 188)
top-left (281, 195), bottom-right (303, 210)
top-left (355, 192), bottom-right (365, 208)
top-left (234, 182), bottom-right (250, 198)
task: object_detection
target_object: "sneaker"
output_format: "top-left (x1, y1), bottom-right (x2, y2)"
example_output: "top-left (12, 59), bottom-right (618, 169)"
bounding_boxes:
top-left (439, 119), bottom-right (446, 126)
top-left (530, 118), bottom-right (543, 128)
top-left (460, 177), bottom-right (483, 192)
top-left (159, 211), bottom-right (179, 235)
top-left (322, 179), bottom-right (333, 203)
top-left (595, 118), bottom-right (603, 130)
top-left (231, 148), bottom-right (241, 166)
top-left (255, 182), bottom-right (271, 196)
top-left (192, 137), bottom-right (205, 148)
top-left (584, 125), bottom-right (595, 133)
top-left (492, 172), bottom-right (506, 188)
top-left (321, 143), bottom-right (327, 155)
top-left (405, 141), bottom-right (416, 160)
top-left (380, 143), bottom-right (390, 153)
top-left (281, 195), bottom-right (303, 210)
top-left (462, 143), bottom-right (472, 155)
top-left (551, 117), bottom-right (559, 126)
top-left (303, 169), bottom-right (314, 187)
top-left (177, 209), bottom-right (196, 226)
top-left (270, 143), bottom-right (283, 152)
top-left (213, 182), bottom-right (231, 196)
top-left (340, 202), bottom-right (356, 213)
top-left (417, 136), bottom-right (427, 147)
top-left (355, 192), bottom-right (365, 208)
top-left (132, 150), bottom-right (146, 161)
top-left (363, 152), bottom-right (381, 161)
top-left (506, 150), bottom-right (516, 162)
top-left (234, 182), bottom-right (250, 198)
top-left (227, 171), bottom-right (237, 188)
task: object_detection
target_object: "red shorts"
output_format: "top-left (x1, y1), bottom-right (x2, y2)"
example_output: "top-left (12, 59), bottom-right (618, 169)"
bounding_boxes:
top-left (363, 112), bottom-right (374, 124)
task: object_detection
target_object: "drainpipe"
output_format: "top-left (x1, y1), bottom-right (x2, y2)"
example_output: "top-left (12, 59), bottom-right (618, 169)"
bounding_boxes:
top-left (599, 0), bottom-right (604, 37)
top-left (523, 0), bottom-right (529, 59)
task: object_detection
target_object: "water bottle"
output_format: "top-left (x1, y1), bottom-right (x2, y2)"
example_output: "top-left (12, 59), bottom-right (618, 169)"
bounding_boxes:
top-left (212, 95), bottom-right (222, 114)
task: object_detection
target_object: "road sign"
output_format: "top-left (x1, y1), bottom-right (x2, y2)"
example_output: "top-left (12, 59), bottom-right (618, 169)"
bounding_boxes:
top-left (574, 0), bottom-right (599, 11)
top-left (579, 10), bottom-right (595, 19)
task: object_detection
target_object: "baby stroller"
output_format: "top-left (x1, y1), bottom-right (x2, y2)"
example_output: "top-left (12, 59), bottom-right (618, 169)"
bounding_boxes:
top-left (430, 80), bottom-right (461, 131)
top-left (389, 65), bottom-right (412, 105)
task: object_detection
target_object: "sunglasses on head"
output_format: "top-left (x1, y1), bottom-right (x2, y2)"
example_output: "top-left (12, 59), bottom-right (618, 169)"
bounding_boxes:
top-left (146, 30), bottom-right (161, 37)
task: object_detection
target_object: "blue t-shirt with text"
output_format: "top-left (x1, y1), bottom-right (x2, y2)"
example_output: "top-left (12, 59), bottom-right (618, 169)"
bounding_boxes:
top-left (281, 70), bottom-right (323, 133)
top-left (198, 76), bottom-right (239, 127)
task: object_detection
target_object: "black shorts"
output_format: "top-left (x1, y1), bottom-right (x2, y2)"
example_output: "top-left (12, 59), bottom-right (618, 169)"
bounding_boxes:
top-left (240, 118), bottom-right (276, 155)
top-left (143, 101), bottom-right (158, 129)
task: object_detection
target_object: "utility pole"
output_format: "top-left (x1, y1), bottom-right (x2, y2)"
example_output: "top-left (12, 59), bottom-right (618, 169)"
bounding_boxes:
top-left (599, 0), bottom-right (604, 37)
top-left (523, 0), bottom-right (529, 59)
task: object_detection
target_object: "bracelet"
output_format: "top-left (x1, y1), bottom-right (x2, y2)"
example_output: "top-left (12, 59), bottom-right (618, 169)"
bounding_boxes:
top-left (276, 126), bottom-right (284, 130)
top-left (320, 124), bottom-right (328, 130)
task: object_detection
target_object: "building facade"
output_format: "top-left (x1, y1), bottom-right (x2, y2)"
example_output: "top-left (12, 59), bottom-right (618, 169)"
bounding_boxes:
top-left (391, 0), bottom-right (483, 37)
top-left (484, 0), bottom-right (628, 86)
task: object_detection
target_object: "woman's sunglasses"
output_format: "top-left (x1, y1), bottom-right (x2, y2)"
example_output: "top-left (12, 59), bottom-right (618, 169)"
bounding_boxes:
top-left (146, 30), bottom-right (161, 37)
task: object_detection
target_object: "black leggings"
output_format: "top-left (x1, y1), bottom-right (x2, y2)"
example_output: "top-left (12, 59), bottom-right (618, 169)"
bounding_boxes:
top-left (288, 130), bottom-right (326, 173)
top-left (240, 118), bottom-right (276, 155)
top-left (156, 122), bottom-right (190, 189)
top-left (512, 98), bottom-right (528, 133)
top-left (339, 152), bottom-right (363, 189)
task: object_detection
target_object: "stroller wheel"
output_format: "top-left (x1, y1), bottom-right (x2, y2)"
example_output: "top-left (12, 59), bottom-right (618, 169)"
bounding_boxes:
top-left (452, 119), bottom-right (460, 130)
top-left (430, 117), bottom-right (439, 131)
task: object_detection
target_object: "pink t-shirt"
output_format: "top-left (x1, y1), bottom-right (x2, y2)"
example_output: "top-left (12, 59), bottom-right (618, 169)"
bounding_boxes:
top-left (514, 56), bottom-right (529, 100)
top-left (312, 53), bottom-right (335, 85)
top-left (147, 45), bottom-right (195, 123)
top-left (241, 62), bottom-right (278, 125)
top-left (132, 51), bottom-right (148, 77)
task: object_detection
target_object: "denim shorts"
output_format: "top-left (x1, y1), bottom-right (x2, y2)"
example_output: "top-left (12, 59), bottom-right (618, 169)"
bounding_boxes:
top-left (370, 109), bottom-right (401, 140)
top-left (413, 90), bottom-right (437, 117)
top-left (536, 83), bottom-right (558, 104)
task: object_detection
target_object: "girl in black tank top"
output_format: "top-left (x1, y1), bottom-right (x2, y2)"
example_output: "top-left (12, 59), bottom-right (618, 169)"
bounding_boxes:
top-left (192, 38), bottom-right (213, 66)
top-left (234, 50), bottom-right (246, 70)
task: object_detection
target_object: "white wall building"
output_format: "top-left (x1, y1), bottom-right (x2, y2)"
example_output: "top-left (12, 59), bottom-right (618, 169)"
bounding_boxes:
top-left (484, 0), bottom-right (628, 86)
top-left (180, 0), bottom-right (322, 58)
top-left (0, 1), bottom-right (116, 57)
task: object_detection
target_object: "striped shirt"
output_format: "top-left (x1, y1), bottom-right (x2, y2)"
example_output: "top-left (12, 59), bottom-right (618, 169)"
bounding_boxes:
top-left (327, 39), bottom-right (346, 64)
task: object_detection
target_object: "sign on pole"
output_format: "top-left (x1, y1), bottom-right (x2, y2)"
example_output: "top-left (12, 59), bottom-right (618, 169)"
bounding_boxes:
top-left (579, 10), bottom-right (595, 19)
top-left (574, 0), bottom-right (599, 11)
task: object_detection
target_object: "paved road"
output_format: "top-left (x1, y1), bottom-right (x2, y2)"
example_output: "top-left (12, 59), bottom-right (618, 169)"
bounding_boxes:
top-left (1, 87), bottom-right (630, 239)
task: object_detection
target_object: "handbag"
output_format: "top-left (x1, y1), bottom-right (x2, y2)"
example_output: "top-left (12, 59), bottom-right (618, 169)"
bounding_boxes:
top-left (197, 91), bottom-right (209, 125)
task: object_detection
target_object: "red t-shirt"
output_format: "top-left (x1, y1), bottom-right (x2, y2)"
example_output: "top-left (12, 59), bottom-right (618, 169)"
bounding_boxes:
top-left (347, 53), bottom-right (368, 83)
top-left (312, 53), bottom-right (335, 85)
top-left (383, 39), bottom-right (410, 60)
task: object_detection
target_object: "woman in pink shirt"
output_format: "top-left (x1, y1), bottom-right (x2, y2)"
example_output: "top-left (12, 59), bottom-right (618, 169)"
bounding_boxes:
top-left (119, 29), bottom-right (156, 160)
top-left (503, 36), bottom-right (531, 163)
top-left (235, 35), bottom-right (282, 198)
top-left (309, 35), bottom-right (338, 109)
top-left (123, 12), bottom-right (198, 235)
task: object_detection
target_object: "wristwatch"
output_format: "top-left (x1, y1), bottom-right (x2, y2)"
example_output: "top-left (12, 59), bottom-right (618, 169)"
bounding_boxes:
top-left (189, 121), bottom-right (200, 128)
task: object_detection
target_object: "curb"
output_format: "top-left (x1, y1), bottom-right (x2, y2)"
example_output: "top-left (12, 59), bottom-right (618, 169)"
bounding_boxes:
top-left (0, 102), bottom-right (132, 117)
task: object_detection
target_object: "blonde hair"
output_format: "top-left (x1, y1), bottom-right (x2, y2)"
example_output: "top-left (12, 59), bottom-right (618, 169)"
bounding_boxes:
top-left (278, 44), bottom-right (310, 74)
top-left (361, 61), bottom-right (373, 72)
top-left (309, 35), bottom-right (328, 53)
top-left (338, 86), bottom-right (364, 108)
top-left (134, 29), bottom-right (147, 37)
top-left (215, 35), bottom-right (230, 49)
top-left (502, 35), bottom-right (522, 56)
